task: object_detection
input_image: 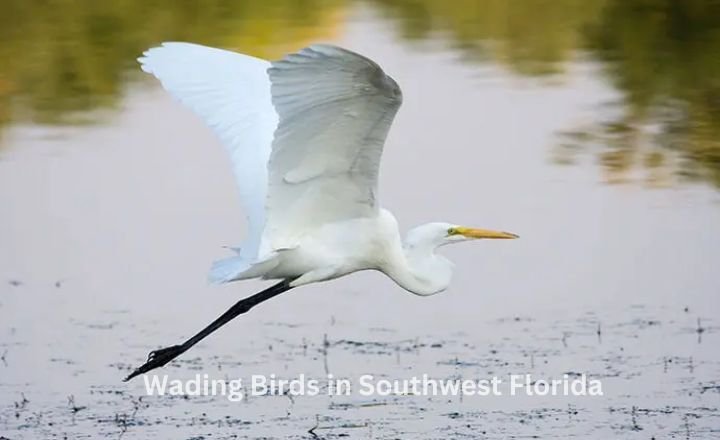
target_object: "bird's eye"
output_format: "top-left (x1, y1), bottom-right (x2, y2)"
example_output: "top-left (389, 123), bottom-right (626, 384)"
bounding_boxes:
top-left (447, 227), bottom-right (455, 236)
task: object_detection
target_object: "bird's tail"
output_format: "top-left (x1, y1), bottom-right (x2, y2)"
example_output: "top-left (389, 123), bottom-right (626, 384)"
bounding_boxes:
top-left (208, 256), bottom-right (251, 284)
top-left (208, 252), bottom-right (281, 284)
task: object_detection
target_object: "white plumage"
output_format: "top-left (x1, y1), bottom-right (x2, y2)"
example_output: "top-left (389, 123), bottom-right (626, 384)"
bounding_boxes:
top-left (266, 45), bottom-right (401, 248)
top-left (138, 42), bottom-right (517, 294)
top-left (125, 42), bottom-right (518, 381)
top-left (139, 43), bottom-right (276, 276)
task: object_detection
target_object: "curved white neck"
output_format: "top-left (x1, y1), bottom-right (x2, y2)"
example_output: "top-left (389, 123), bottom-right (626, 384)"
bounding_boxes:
top-left (385, 237), bottom-right (453, 296)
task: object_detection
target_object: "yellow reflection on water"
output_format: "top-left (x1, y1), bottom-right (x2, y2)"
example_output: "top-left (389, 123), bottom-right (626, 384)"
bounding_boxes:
top-left (0, 0), bottom-right (719, 189)
top-left (371, 0), bottom-right (606, 76)
top-left (0, 0), bottom-right (345, 126)
top-left (553, 0), bottom-right (720, 188)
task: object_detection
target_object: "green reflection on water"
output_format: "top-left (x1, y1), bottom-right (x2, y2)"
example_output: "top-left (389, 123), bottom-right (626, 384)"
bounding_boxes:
top-left (371, 0), bottom-right (607, 76)
top-left (559, 0), bottom-right (720, 188)
top-left (0, 0), bottom-right (344, 126)
top-left (1, 0), bottom-right (719, 189)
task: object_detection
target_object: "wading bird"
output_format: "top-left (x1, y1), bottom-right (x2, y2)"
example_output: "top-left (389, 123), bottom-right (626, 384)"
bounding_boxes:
top-left (125, 43), bottom-right (517, 381)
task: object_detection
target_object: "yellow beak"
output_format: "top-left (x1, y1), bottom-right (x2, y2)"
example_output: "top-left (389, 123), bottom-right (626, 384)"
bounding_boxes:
top-left (452, 226), bottom-right (519, 240)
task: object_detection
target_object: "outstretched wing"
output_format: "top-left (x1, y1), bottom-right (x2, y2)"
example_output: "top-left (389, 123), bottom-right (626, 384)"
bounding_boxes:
top-left (263, 44), bottom-right (402, 249)
top-left (138, 42), bottom-right (277, 260)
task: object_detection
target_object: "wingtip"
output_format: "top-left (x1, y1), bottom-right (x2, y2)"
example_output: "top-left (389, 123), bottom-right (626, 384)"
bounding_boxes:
top-left (136, 42), bottom-right (183, 63)
top-left (137, 47), bottom-right (158, 69)
top-left (137, 41), bottom-right (213, 70)
top-left (137, 55), bottom-right (149, 68)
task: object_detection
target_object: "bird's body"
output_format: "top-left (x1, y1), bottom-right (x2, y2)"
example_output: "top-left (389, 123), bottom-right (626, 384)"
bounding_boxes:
top-left (246, 208), bottom-right (453, 295)
top-left (257, 209), bottom-right (399, 284)
top-left (125, 42), bottom-right (517, 381)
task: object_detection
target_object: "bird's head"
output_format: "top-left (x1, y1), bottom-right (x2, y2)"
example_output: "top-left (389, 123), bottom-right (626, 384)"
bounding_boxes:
top-left (405, 222), bottom-right (518, 249)
top-left (395, 222), bottom-right (518, 296)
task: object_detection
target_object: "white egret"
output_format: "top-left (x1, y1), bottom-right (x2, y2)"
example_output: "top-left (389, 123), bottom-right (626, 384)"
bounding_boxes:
top-left (125, 42), bottom-right (517, 381)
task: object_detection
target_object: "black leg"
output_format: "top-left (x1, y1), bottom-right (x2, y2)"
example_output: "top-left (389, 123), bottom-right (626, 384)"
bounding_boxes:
top-left (124, 279), bottom-right (294, 381)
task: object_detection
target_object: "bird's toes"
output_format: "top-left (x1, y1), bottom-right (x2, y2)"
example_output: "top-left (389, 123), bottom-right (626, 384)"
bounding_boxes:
top-left (124, 344), bottom-right (186, 381)
top-left (147, 344), bottom-right (183, 365)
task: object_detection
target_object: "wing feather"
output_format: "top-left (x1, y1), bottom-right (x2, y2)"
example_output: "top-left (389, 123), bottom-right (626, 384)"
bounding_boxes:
top-left (264, 44), bottom-right (402, 249)
top-left (138, 42), bottom-right (278, 260)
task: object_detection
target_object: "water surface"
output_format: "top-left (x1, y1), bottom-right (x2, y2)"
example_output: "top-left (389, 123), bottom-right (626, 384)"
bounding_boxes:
top-left (1, 1), bottom-right (719, 438)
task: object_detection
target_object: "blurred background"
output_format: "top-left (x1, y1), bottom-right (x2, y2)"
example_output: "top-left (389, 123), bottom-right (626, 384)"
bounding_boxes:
top-left (1, 1), bottom-right (719, 438)
top-left (1, 0), bottom-right (720, 186)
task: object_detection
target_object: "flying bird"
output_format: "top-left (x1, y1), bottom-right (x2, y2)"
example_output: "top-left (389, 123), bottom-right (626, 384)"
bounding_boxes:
top-left (125, 43), bottom-right (517, 381)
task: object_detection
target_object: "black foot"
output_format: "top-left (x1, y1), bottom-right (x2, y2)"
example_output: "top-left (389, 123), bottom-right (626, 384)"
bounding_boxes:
top-left (124, 344), bottom-right (185, 382)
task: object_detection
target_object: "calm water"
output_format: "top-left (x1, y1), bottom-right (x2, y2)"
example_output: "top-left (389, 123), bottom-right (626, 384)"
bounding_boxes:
top-left (1, 1), bottom-right (719, 438)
